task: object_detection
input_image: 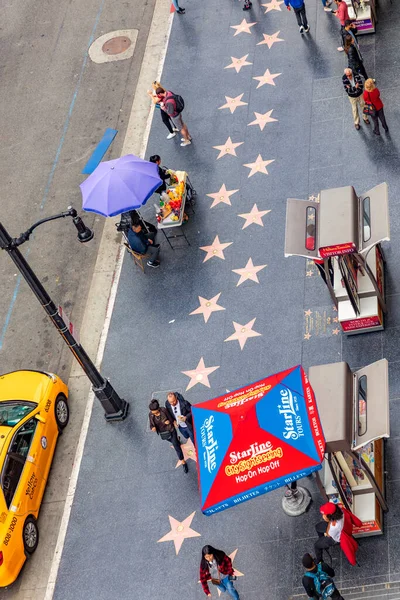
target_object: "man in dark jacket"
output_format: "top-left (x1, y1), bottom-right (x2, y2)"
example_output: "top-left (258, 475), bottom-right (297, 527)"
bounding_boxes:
top-left (284, 0), bottom-right (309, 34)
top-left (149, 399), bottom-right (188, 472)
top-left (165, 392), bottom-right (195, 445)
top-left (342, 68), bottom-right (370, 130)
top-left (127, 223), bottom-right (160, 268)
top-left (302, 554), bottom-right (344, 599)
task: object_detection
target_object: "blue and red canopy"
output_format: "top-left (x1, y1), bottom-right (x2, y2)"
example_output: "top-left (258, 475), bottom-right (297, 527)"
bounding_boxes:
top-left (192, 366), bottom-right (325, 516)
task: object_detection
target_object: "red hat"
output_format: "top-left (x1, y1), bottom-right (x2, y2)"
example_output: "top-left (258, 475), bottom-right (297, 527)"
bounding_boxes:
top-left (320, 502), bottom-right (337, 515)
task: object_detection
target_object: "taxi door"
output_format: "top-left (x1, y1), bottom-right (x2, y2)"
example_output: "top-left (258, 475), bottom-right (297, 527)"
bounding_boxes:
top-left (25, 409), bottom-right (58, 505)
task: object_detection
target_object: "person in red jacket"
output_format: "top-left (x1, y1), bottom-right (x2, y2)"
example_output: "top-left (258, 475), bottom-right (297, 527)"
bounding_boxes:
top-left (199, 545), bottom-right (240, 598)
top-left (315, 502), bottom-right (362, 566)
top-left (364, 78), bottom-right (389, 136)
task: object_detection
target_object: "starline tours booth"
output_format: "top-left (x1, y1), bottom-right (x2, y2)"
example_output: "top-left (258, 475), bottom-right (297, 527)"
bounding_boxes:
top-left (284, 183), bottom-right (390, 335)
top-left (309, 359), bottom-right (389, 537)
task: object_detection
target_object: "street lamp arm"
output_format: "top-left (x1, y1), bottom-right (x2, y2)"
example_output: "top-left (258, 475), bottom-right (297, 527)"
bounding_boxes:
top-left (10, 207), bottom-right (77, 248)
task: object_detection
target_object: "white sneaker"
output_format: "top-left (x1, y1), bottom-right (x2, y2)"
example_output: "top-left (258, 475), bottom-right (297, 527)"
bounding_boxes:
top-left (304, 25), bottom-right (309, 32)
top-left (337, 46), bottom-right (344, 51)
top-left (299, 25), bottom-right (304, 33)
top-left (167, 132), bottom-right (176, 139)
top-left (324, 6), bottom-right (332, 10)
top-left (173, 127), bottom-right (179, 132)
top-left (180, 140), bottom-right (192, 147)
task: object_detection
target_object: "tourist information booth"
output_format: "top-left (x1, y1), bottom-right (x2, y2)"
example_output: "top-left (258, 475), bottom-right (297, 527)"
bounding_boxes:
top-left (284, 183), bottom-right (390, 334)
top-left (309, 359), bottom-right (389, 537)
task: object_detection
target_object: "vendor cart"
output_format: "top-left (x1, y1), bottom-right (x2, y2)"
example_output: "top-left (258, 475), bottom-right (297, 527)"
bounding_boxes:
top-left (284, 183), bottom-right (390, 334)
top-left (347, 0), bottom-right (377, 34)
top-left (156, 170), bottom-right (196, 249)
top-left (309, 359), bottom-right (389, 537)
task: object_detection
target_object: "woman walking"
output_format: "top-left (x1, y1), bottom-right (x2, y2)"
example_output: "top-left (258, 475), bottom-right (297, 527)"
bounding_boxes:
top-left (200, 546), bottom-right (240, 599)
top-left (147, 82), bottom-right (179, 139)
top-left (364, 79), bottom-right (389, 136)
top-left (314, 502), bottom-right (362, 566)
top-left (344, 34), bottom-right (369, 80)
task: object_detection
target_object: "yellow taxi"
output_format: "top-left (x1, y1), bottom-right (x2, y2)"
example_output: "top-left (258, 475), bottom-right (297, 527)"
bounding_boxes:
top-left (0, 370), bottom-right (69, 587)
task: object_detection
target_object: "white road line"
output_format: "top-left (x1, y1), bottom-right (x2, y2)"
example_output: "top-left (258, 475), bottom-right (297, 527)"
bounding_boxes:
top-left (44, 7), bottom-right (174, 599)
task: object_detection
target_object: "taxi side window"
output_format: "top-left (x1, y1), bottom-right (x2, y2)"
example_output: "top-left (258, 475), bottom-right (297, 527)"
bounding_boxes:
top-left (1, 419), bottom-right (38, 508)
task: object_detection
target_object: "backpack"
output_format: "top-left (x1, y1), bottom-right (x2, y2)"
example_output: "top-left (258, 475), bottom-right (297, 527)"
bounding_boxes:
top-left (166, 91), bottom-right (185, 116)
top-left (304, 564), bottom-right (336, 599)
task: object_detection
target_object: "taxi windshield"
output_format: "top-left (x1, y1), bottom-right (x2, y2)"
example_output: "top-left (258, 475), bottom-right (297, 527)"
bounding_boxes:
top-left (0, 402), bottom-right (36, 427)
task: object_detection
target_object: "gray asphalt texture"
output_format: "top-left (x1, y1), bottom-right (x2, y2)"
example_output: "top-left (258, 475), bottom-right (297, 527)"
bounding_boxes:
top-left (53, 0), bottom-right (400, 598)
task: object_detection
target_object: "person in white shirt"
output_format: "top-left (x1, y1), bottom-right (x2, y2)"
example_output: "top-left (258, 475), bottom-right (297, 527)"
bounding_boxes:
top-left (165, 392), bottom-right (195, 445)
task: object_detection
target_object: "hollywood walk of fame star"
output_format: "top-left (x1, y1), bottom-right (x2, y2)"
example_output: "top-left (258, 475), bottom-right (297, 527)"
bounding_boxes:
top-left (176, 439), bottom-right (197, 469)
top-left (225, 54), bottom-right (252, 73)
top-left (243, 155), bottom-right (275, 178)
top-left (238, 204), bottom-right (271, 229)
top-left (304, 309), bottom-right (312, 317)
top-left (182, 357), bottom-right (220, 390)
top-left (206, 184), bottom-right (239, 208)
top-left (232, 258), bottom-right (267, 286)
top-left (262, 0), bottom-right (284, 12)
top-left (230, 18), bottom-right (257, 35)
top-left (190, 293), bottom-right (225, 323)
top-left (200, 235), bottom-right (233, 262)
top-left (332, 328), bottom-right (340, 335)
top-left (158, 512), bottom-right (201, 554)
top-left (257, 31), bottom-right (284, 49)
top-left (306, 270), bottom-right (313, 277)
top-left (253, 68), bottom-right (281, 88)
top-left (225, 318), bottom-right (262, 350)
top-left (218, 93), bottom-right (248, 114)
top-left (333, 316), bottom-right (338, 323)
top-left (304, 332), bottom-right (311, 340)
top-left (213, 137), bottom-right (244, 159)
top-left (248, 109), bottom-right (278, 131)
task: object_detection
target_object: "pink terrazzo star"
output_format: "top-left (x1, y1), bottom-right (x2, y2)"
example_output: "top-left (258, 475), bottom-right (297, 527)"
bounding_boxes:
top-left (200, 235), bottom-right (233, 262)
top-left (232, 258), bottom-right (267, 286)
top-left (218, 93), bottom-right (248, 114)
top-left (243, 155), bottom-right (275, 177)
top-left (238, 204), bottom-right (271, 228)
top-left (253, 68), bottom-right (281, 88)
top-left (190, 293), bottom-right (225, 323)
top-left (248, 109), bottom-right (278, 131)
top-left (157, 512), bottom-right (201, 554)
top-left (262, 0), bottom-right (284, 12)
top-left (224, 318), bottom-right (262, 350)
top-left (213, 137), bottom-right (244, 159)
top-left (206, 184), bottom-right (239, 208)
top-left (257, 31), bottom-right (284, 49)
top-left (231, 18), bottom-right (257, 35)
top-left (225, 54), bottom-right (252, 73)
top-left (181, 357), bottom-right (220, 390)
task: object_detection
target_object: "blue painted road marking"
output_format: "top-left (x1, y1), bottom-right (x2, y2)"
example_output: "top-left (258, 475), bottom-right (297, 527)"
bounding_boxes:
top-left (82, 128), bottom-right (118, 174)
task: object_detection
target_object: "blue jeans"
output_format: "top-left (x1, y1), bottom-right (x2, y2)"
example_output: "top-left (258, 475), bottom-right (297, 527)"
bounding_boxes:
top-left (171, 0), bottom-right (181, 10)
top-left (217, 576), bottom-right (239, 600)
top-left (179, 425), bottom-right (194, 445)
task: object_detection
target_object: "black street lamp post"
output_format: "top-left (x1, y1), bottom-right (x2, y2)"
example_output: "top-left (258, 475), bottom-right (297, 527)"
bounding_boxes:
top-left (0, 207), bottom-right (129, 422)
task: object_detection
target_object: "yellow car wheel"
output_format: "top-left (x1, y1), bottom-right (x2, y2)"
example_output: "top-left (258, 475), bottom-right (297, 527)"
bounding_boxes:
top-left (23, 517), bottom-right (39, 555)
top-left (54, 394), bottom-right (69, 431)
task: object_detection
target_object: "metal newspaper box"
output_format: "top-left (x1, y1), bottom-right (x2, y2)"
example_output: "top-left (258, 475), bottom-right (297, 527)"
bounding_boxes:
top-left (309, 359), bottom-right (389, 537)
top-left (285, 183), bottom-right (390, 334)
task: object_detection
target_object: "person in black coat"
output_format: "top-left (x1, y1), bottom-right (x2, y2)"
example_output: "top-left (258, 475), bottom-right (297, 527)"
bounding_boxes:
top-left (165, 392), bottom-right (195, 445)
top-left (344, 34), bottom-right (369, 80)
top-left (149, 154), bottom-right (171, 195)
top-left (302, 554), bottom-right (344, 599)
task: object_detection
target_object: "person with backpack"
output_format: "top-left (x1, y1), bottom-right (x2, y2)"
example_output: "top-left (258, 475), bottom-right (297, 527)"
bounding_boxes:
top-left (156, 87), bottom-right (192, 147)
top-left (302, 554), bottom-right (344, 599)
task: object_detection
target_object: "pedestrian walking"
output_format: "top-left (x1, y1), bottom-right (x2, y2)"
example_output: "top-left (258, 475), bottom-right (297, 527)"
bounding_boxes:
top-left (342, 68), bottom-right (370, 130)
top-left (156, 87), bottom-right (192, 147)
top-left (321, 0), bottom-right (333, 12)
top-left (302, 554), bottom-right (345, 599)
top-left (344, 35), bottom-right (369, 80)
top-left (200, 546), bottom-right (240, 599)
top-left (364, 79), bottom-right (389, 136)
top-left (165, 392), bottom-right (195, 445)
top-left (314, 502), bottom-right (362, 566)
top-left (332, 0), bottom-right (349, 51)
top-left (147, 82), bottom-right (179, 139)
top-left (243, 0), bottom-right (252, 9)
top-left (149, 400), bottom-right (189, 471)
top-left (284, 0), bottom-right (309, 34)
top-left (171, 0), bottom-right (185, 14)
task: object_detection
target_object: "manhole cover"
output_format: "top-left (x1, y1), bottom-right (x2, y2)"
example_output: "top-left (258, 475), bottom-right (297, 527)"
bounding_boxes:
top-left (102, 36), bottom-right (132, 55)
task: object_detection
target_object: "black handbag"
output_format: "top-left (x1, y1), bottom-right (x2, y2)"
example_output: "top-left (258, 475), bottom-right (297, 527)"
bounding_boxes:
top-left (160, 430), bottom-right (172, 441)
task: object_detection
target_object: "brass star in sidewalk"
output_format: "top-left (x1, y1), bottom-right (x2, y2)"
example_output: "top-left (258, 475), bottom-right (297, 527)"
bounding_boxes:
top-left (231, 18), bottom-right (257, 35)
top-left (304, 309), bottom-right (312, 316)
top-left (306, 270), bottom-right (313, 277)
top-left (262, 0), bottom-right (284, 12)
top-left (225, 318), bottom-right (261, 350)
top-left (218, 93), bottom-right (248, 114)
top-left (200, 235), bottom-right (233, 262)
top-left (225, 54), bottom-right (252, 73)
top-left (182, 357), bottom-right (220, 390)
top-left (257, 31), bottom-right (284, 49)
top-left (248, 109), bottom-right (278, 131)
top-left (238, 204), bottom-right (271, 229)
top-left (190, 293), bottom-right (225, 323)
top-left (332, 328), bottom-right (340, 335)
top-left (176, 439), bottom-right (197, 469)
top-left (232, 258), bottom-right (267, 286)
top-left (207, 184), bottom-right (239, 208)
top-left (158, 512), bottom-right (201, 554)
top-left (243, 155), bottom-right (275, 178)
top-left (304, 332), bottom-right (311, 340)
top-left (253, 68), bottom-right (281, 88)
top-left (213, 137), bottom-right (244, 159)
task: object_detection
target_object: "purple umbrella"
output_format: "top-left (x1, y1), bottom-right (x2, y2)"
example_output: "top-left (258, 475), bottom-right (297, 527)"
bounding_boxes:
top-left (80, 154), bottom-right (162, 217)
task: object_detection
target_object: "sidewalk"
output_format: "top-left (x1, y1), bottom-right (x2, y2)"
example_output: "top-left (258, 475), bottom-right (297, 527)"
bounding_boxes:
top-left (52, 0), bottom-right (400, 598)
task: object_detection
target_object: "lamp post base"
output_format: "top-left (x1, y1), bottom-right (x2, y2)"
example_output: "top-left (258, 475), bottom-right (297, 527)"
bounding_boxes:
top-left (92, 380), bottom-right (130, 421)
top-left (282, 485), bottom-right (312, 517)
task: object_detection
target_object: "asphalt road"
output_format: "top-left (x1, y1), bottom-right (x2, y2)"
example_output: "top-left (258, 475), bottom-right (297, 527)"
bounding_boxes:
top-left (0, 0), bottom-right (155, 376)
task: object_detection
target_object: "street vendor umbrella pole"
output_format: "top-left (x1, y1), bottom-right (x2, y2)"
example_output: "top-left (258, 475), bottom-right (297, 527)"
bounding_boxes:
top-left (80, 154), bottom-right (162, 217)
top-left (282, 480), bottom-right (312, 517)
